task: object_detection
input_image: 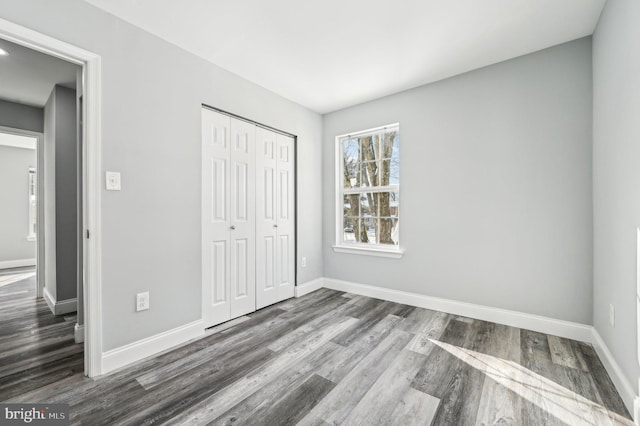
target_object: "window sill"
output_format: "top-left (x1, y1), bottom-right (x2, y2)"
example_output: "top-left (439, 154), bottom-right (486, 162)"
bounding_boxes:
top-left (332, 245), bottom-right (404, 259)
top-left (26, 235), bottom-right (36, 242)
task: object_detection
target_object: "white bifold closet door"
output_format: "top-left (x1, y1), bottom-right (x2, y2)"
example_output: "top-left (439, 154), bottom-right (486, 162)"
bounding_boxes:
top-left (202, 108), bottom-right (256, 328)
top-left (256, 127), bottom-right (295, 309)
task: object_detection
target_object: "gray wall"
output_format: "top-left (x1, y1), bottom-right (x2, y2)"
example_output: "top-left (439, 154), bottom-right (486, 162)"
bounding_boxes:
top-left (0, 99), bottom-right (43, 133)
top-left (323, 38), bottom-right (594, 324)
top-left (592, 0), bottom-right (640, 398)
top-left (54, 86), bottom-right (78, 301)
top-left (43, 85), bottom-right (78, 303)
top-left (0, 145), bottom-right (36, 262)
top-left (0, 0), bottom-right (323, 351)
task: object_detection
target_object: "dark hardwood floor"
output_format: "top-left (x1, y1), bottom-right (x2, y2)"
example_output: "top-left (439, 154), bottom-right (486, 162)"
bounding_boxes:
top-left (0, 267), bottom-right (83, 402)
top-left (0, 272), bottom-right (632, 425)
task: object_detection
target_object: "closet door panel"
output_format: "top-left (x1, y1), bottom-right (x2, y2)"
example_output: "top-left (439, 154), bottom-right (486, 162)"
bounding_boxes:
top-left (230, 118), bottom-right (256, 318)
top-left (256, 127), bottom-right (278, 309)
top-left (202, 109), bottom-right (232, 327)
top-left (276, 134), bottom-right (295, 301)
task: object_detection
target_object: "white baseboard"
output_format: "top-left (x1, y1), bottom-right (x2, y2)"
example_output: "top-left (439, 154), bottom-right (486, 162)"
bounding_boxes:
top-left (101, 320), bottom-right (204, 375)
top-left (295, 277), bottom-right (324, 298)
top-left (0, 258), bottom-right (36, 270)
top-left (74, 323), bottom-right (84, 343)
top-left (323, 277), bottom-right (592, 342)
top-left (591, 329), bottom-right (637, 415)
top-left (43, 287), bottom-right (77, 315)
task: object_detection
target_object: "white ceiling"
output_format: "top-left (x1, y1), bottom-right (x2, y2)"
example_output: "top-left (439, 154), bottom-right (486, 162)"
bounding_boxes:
top-left (84, 0), bottom-right (605, 114)
top-left (0, 39), bottom-right (79, 107)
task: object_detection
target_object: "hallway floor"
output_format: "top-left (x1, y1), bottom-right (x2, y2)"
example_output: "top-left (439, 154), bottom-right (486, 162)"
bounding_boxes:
top-left (0, 267), bottom-right (83, 401)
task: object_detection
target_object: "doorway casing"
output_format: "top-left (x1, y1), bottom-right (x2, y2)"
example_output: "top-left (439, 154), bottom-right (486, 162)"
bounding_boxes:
top-left (0, 17), bottom-right (103, 377)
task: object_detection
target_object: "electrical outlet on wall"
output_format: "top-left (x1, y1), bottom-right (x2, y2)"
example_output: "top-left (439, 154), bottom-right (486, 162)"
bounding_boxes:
top-left (609, 303), bottom-right (615, 327)
top-left (301, 257), bottom-right (307, 268)
top-left (136, 292), bottom-right (149, 312)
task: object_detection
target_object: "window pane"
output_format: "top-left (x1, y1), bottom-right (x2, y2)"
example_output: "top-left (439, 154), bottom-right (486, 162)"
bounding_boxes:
top-left (344, 215), bottom-right (376, 244)
top-left (378, 160), bottom-right (391, 186)
top-left (388, 191), bottom-right (399, 218)
top-left (344, 195), bottom-right (358, 217)
top-left (374, 192), bottom-right (381, 218)
top-left (361, 216), bottom-right (377, 244)
top-left (359, 135), bottom-right (377, 162)
top-left (28, 168), bottom-right (37, 237)
top-left (343, 159), bottom-right (359, 189)
top-left (392, 134), bottom-right (399, 159)
top-left (376, 191), bottom-right (391, 217)
top-left (359, 196), bottom-right (376, 216)
top-left (380, 218), bottom-right (399, 245)
top-left (343, 217), bottom-right (357, 243)
top-left (380, 132), bottom-right (396, 159)
top-left (30, 201), bottom-right (37, 235)
top-left (371, 134), bottom-right (382, 160)
top-left (361, 162), bottom-right (378, 187)
top-left (390, 157), bottom-right (399, 185)
top-left (343, 138), bottom-right (360, 162)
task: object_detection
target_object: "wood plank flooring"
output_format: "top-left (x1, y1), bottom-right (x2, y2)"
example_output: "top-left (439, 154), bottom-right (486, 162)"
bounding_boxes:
top-left (0, 267), bottom-right (83, 402)
top-left (0, 275), bottom-right (632, 425)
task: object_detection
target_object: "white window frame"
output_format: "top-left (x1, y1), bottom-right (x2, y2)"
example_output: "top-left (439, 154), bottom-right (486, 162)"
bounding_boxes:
top-left (333, 123), bottom-right (403, 258)
top-left (27, 167), bottom-right (37, 241)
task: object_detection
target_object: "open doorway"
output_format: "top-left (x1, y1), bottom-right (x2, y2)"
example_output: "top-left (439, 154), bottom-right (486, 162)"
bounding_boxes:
top-left (0, 18), bottom-right (102, 378)
top-left (0, 130), bottom-right (39, 267)
top-left (0, 129), bottom-right (39, 304)
top-left (0, 38), bottom-right (84, 388)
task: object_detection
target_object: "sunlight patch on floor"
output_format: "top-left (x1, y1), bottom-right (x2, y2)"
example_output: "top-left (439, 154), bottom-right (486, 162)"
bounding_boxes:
top-left (0, 272), bottom-right (36, 288)
top-left (430, 339), bottom-right (633, 426)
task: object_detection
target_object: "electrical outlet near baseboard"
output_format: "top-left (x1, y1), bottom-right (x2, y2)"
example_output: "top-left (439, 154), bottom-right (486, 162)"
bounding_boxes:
top-left (136, 292), bottom-right (149, 312)
top-left (301, 256), bottom-right (307, 268)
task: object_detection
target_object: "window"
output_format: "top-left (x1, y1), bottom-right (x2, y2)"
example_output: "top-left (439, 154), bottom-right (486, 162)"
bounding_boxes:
top-left (334, 123), bottom-right (401, 257)
top-left (27, 167), bottom-right (36, 241)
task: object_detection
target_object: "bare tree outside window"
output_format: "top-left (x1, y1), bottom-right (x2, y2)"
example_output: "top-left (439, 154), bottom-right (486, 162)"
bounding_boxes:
top-left (339, 124), bottom-right (399, 249)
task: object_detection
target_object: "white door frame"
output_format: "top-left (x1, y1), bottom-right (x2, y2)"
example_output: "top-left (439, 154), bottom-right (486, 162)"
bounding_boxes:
top-left (0, 18), bottom-right (103, 377)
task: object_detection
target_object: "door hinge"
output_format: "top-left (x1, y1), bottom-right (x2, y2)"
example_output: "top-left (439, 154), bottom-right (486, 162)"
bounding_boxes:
top-left (86, 230), bottom-right (90, 239)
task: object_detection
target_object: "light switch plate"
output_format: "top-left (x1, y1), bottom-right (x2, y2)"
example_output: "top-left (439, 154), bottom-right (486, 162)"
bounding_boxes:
top-left (106, 171), bottom-right (121, 191)
top-left (136, 292), bottom-right (149, 311)
top-left (609, 304), bottom-right (615, 327)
